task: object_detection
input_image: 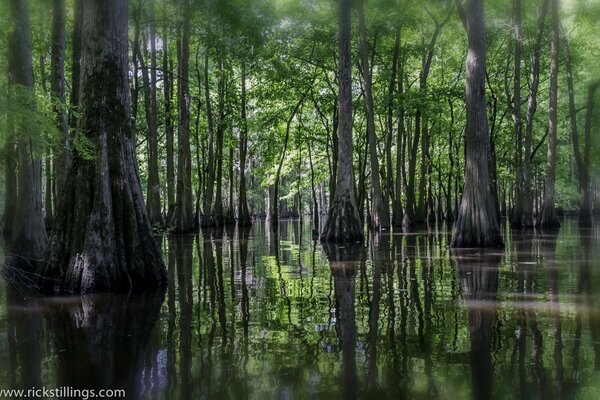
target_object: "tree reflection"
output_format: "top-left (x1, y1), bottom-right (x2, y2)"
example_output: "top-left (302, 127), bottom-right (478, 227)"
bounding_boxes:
top-left (5, 289), bottom-right (43, 392)
top-left (44, 289), bottom-right (165, 399)
top-left (453, 250), bottom-right (501, 400)
top-left (323, 242), bottom-right (362, 400)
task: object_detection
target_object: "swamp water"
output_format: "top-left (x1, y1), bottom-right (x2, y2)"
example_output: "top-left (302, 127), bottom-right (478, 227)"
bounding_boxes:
top-left (1, 219), bottom-right (600, 399)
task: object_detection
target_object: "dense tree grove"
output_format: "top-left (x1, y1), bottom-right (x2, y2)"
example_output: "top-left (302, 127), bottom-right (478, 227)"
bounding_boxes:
top-left (1, 0), bottom-right (600, 289)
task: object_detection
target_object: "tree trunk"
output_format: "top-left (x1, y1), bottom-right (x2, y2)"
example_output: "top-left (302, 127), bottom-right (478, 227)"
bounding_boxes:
top-left (393, 34), bottom-right (406, 228)
top-left (51, 0), bottom-right (69, 208)
top-left (7, 0), bottom-right (47, 271)
top-left (537, 0), bottom-right (560, 229)
top-left (358, 0), bottom-right (389, 231)
top-left (163, 12), bottom-right (175, 219)
top-left (518, 0), bottom-right (549, 229)
top-left (321, 0), bottom-right (363, 243)
top-left (564, 34), bottom-right (597, 227)
top-left (202, 48), bottom-right (216, 227)
top-left (171, 1), bottom-right (195, 233)
top-left (210, 57), bottom-right (226, 227)
top-left (451, 0), bottom-right (503, 248)
top-left (238, 59), bottom-right (252, 227)
top-left (510, 0), bottom-right (524, 229)
top-left (68, 0), bottom-right (82, 133)
top-left (143, 0), bottom-right (162, 226)
top-left (43, 0), bottom-right (166, 293)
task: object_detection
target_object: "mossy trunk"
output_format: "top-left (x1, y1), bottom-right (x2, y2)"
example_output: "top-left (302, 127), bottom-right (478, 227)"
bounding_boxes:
top-left (43, 0), bottom-right (166, 293)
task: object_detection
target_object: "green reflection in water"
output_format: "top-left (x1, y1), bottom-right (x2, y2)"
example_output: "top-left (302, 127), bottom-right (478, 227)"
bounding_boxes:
top-left (1, 219), bottom-right (600, 399)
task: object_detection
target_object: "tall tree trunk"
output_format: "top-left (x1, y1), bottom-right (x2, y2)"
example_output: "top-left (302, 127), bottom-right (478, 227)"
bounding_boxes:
top-left (519, 0), bottom-right (549, 228)
top-left (2, 73), bottom-right (17, 241)
top-left (163, 10), bottom-right (175, 219)
top-left (68, 0), bottom-right (82, 132)
top-left (43, 0), bottom-right (166, 293)
top-left (393, 32), bottom-right (405, 228)
top-left (537, 0), bottom-right (560, 229)
top-left (566, 32), bottom-right (599, 227)
top-left (409, 14), bottom-right (449, 227)
top-left (390, 29), bottom-right (403, 228)
top-left (238, 59), bottom-right (252, 227)
top-left (510, 0), bottom-right (524, 229)
top-left (451, 0), bottom-right (503, 248)
top-left (51, 0), bottom-right (69, 210)
top-left (7, 0), bottom-right (47, 271)
top-left (358, 0), bottom-right (389, 231)
top-left (202, 48), bottom-right (216, 227)
top-left (171, 0), bottom-right (195, 233)
top-left (210, 57), bottom-right (226, 227)
top-left (321, 0), bottom-right (363, 242)
top-left (143, 0), bottom-right (163, 226)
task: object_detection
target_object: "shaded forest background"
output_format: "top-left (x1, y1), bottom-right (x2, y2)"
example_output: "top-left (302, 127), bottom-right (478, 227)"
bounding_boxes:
top-left (1, 0), bottom-right (599, 237)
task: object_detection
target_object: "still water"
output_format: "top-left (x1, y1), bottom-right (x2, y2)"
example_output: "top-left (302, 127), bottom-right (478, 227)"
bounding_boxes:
top-left (1, 219), bottom-right (600, 399)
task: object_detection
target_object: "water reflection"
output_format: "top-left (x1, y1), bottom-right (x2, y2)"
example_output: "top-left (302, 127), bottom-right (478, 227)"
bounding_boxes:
top-left (2, 220), bottom-right (600, 399)
top-left (453, 250), bottom-right (500, 400)
top-left (4, 287), bottom-right (165, 398)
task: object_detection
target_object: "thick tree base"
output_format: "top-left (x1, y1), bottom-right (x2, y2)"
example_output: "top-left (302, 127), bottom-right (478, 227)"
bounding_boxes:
top-left (450, 213), bottom-right (504, 249)
top-left (320, 191), bottom-right (364, 243)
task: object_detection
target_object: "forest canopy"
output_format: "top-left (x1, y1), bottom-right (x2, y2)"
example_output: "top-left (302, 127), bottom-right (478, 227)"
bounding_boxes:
top-left (0, 0), bottom-right (599, 290)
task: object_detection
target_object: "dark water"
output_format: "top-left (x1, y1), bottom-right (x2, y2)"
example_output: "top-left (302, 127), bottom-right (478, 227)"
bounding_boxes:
top-left (1, 219), bottom-right (600, 399)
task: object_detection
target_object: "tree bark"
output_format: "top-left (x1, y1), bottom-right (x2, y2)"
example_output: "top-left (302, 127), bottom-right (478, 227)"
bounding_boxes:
top-left (451, 0), bottom-right (503, 248)
top-left (537, 0), bottom-right (560, 229)
top-left (210, 57), bottom-right (226, 227)
top-left (510, 0), bottom-right (524, 228)
top-left (68, 0), bottom-right (82, 133)
top-left (51, 0), bottom-right (69, 210)
top-left (7, 0), bottom-right (47, 271)
top-left (517, 0), bottom-right (549, 229)
top-left (202, 48), bottom-right (216, 227)
top-left (321, 0), bottom-right (363, 242)
top-left (238, 59), bottom-right (252, 227)
top-left (163, 10), bottom-right (175, 219)
top-left (43, 0), bottom-right (166, 293)
top-left (564, 33), bottom-right (597, 227)
top-left (171, 0), bottom-right (195, 233)
top-left (358, 0), bottom-right (389, 231)
top-left (143, 0), bottom-right (163, 226)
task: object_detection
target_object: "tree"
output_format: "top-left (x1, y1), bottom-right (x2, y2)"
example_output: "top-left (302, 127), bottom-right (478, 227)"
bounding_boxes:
top-left (238, 59), bottom-right (252, 227)
top-left (171, 0), bottom-right (195, 233)
top-left (43, 0), bottom-right (166, 293)
top-left (537, 0), bottom-right (560, 229)
top-left (357, 0), bottom-right (389, 231)
top-left (51, 0), bottom-right (69, 217)
top-left (7, 0), bottom-right (47, 270)
top-left (141, 0), bottom-right (163, 226)
top-left (451, 0), bottom-right (503, 248)
top-left (320, 0), bottom-right (363, 243)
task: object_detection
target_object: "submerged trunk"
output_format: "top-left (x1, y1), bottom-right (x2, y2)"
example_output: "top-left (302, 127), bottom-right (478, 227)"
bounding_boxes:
top-left (537, 0), bottom-right (560, 229)
top-left (358, 0), bottom-right (389, 231)
top-left (43, 0), bottom-right (166, 293)
top-left (321, 0), bottom-right (363, 242)
top-left (210, 58), bottom-right (226, 227)
top-left (451, 0), bottom-right (503, 248)
top-left (7, 0), bottom-right (47, 270)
